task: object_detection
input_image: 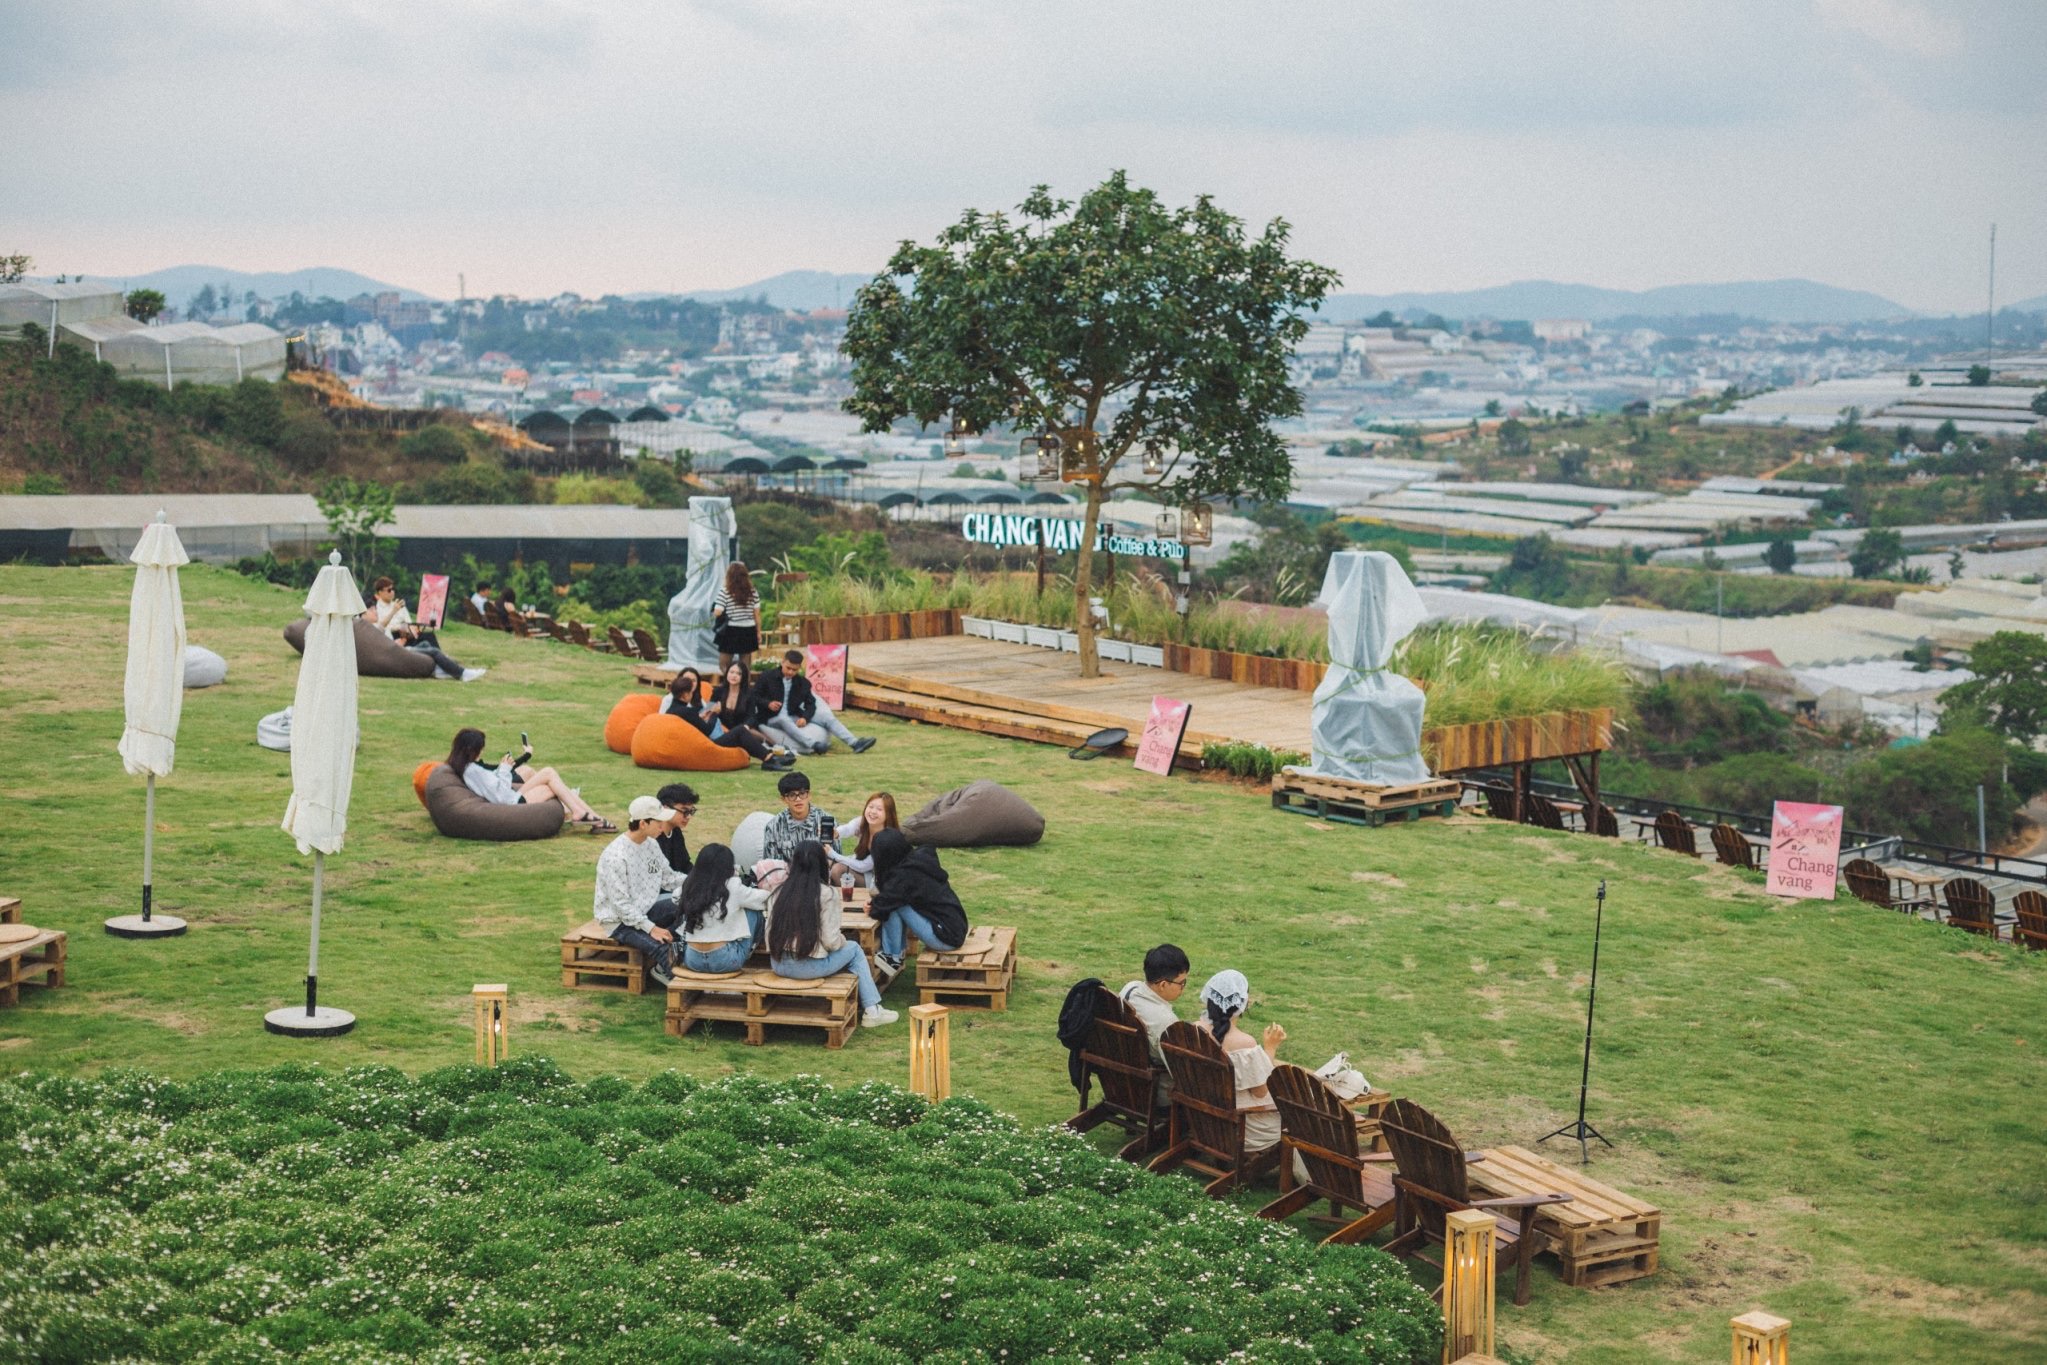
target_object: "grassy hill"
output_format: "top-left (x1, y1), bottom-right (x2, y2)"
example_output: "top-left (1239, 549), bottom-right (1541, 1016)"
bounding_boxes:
top-left (1, 565), bottom-right (2043, 1361)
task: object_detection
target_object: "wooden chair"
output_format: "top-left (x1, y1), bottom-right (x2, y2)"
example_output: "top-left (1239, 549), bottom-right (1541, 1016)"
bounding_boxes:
top-left (1523, 794), bottom-right (1566, 832)
top-left (1065, 985), bottom-right (1168, 1160)
top-left (503, 607), bottom-right (533, 638)
top-left (460, 600), bottom-right (488, 629)
top-left (631, 628), bottom-right (665, 663)
top-left (1710, 823), bottom-right (1759, 870)
top-left (1479, 787), bottom-right (1519, 823)
top-left (1148, 1020), bottom-right (1280, 1198)
top-left (1257, 1064), bottom-right (1397, 1245)
top-left (546, 617), bottom-right (574, 644)
top-left (607, 625), bottom-right (636, 656)
top-left (1379, 1098), bottom-right (1571, 1307)
top-left (1653, 810), bottom-right (1698, 857)
top-left (2012, 890), bottom-right (2047, 952)
top-left (567, 620), bottom-right (608, 652)
top-left (1941, 878), bottom-right (2002, 939)
top-left (1584, 802), bottom-right (1620, 838)
top-left (482, 600), bottom-right (508, 631)
top-left (1842, 858), bottom-right (1932, 914)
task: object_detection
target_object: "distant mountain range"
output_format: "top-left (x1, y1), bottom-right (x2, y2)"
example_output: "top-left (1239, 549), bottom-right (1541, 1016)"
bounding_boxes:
top-left (67, 265), bottom-right (436, 304)
top-left (1317, 278), bottom-right (1914, 324)
top-left (668, 270), bottom-right (872, 310)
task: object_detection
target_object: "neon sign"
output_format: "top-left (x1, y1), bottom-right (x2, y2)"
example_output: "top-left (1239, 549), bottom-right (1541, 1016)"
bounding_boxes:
top-left (961, 512), bottom-right (1187, 561)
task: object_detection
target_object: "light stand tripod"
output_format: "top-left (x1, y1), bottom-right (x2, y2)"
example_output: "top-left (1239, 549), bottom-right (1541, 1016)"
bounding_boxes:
top-left (1539, 879), bottom-right (1613, 1165)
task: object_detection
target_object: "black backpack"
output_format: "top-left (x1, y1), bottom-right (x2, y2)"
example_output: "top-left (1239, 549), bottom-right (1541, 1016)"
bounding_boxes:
top-left (1055, 977), bottom-right (1106, 1096)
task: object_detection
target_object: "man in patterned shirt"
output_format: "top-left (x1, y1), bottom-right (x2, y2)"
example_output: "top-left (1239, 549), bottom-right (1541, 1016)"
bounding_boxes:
top-left (762, 770), bottom-right (835, 865)
top-left (594, 795), bottom-right (688, 986)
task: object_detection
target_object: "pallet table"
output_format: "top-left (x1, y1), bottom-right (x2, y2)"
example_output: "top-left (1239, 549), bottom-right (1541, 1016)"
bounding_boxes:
top-left (0, 897), bottom-right (19, 925)
top-left (0, 923), bottom-right (67, 1007)
top-left (1271, 772), bottom-right (1463, 828)
top-left (915, 926), bottom-right (1017, 1011)
top-left (1466, 1144), bottom-right (1661, 1288)
top-left (560, 919), bottom-right (647, 994)
top-left (665, 967), bottom-right (860, 1047)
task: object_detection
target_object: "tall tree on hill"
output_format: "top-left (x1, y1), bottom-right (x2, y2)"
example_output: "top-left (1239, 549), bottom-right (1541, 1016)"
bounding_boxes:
top-left (0, 252), bottom-right (29, 284)
top-left (1940, 631), bottom-right (2047, 746)
top-left (842, 173), bottom-right (1338, 677)
top-left (124, 289), bottom-right (166, 323)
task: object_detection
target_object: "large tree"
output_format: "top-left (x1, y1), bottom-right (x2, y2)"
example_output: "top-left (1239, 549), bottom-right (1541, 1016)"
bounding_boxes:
top-left (842, 173), bottom-right (1338, 676)
top-left (1941, 630), bottom-right (2047, 746)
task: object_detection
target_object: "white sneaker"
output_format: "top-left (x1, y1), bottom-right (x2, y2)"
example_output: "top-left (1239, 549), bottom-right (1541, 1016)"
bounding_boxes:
top-left (461, 668), bottom-right (487, 682)
top-left (861, 1005), bottom-right (899, 1027)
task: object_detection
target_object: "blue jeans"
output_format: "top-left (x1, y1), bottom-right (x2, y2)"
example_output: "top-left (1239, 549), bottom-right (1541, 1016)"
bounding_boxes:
top-left (772, 942), bottom-right (881, 1010)
top-left (879, 906), bottom-right (959, 959)
top-left (610, 896), bottom-right (682, 974)
top-left (683, 909), bottom-right (762, 974)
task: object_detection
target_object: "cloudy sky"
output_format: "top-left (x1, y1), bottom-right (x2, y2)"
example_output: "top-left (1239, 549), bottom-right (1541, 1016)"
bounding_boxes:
top-left (6, 0), bottom-right (2044, 312)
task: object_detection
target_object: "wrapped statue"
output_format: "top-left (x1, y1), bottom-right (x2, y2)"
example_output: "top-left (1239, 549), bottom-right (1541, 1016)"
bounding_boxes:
top-left (1303, 550), bottom-right (1432, 784)
top-left (666, 496), bottom-right (737, 669)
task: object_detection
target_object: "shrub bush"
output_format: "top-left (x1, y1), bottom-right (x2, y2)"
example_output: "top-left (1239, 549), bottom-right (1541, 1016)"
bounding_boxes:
top-left (399, 423), bottom-right (472, 465)
top-left (0, 1065), bottom-right (1437, 1363)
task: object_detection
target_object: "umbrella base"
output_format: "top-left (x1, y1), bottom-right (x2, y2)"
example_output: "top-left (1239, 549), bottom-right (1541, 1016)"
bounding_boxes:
top-left (105, 914), bottom-right (188, 939)
top-left (263, 1006), bottom-right (356, 1037)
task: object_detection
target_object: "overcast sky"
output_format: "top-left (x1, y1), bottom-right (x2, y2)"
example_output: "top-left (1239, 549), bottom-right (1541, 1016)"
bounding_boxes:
top-left (6, 0), bottom-right (2044, 312)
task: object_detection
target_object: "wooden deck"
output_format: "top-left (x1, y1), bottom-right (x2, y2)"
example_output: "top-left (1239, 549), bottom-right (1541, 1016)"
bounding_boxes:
top-left (846, 636), bottom-right (1315, 755)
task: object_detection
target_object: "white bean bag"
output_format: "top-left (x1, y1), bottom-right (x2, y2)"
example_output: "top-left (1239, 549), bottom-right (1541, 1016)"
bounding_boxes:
top-left (183, 645), bottom-right (228, 689)
top-left (257, 707), bottom-right (293, 751)
top-left (731, 811), bottom-right (775, 869)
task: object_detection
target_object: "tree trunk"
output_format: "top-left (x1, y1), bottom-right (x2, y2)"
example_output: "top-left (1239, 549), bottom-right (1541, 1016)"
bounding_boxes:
top-left (1074, 481), bottom-right (1103, 678)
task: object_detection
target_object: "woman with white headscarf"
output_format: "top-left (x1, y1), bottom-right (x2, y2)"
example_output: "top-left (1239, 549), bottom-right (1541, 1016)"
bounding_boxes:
top-left (1199, 969), bottom-right (1286, 1154)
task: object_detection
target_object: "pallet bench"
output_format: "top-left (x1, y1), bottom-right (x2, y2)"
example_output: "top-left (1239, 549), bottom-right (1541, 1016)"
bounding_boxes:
top-left (915, 925), bottom-right (1017, 1011)
top-left (0, 897), bottom-right (19, 925)
top-left (1467, 1144), bottom-right (1661, 1288)
top-left (1272, 772), bottom-right (1463, 828)
top-left (0, 922), bottom-right (66, 1007)
top-left (664, 966), bottom-right (860, 1047)
top-left (560, 919), bottom-right (648, 994)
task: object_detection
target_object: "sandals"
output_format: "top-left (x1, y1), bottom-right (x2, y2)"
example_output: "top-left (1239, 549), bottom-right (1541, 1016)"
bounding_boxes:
top-left (578, 815), bottom-right (619, 834)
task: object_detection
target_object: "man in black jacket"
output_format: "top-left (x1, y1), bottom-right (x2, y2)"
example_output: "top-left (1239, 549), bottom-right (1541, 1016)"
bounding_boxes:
top-left (752, 650), bottom-right (876, 755)
top-left (868, 828), bottom-right (966, 987)
top-left (653, 782), bottom-right (698, 874)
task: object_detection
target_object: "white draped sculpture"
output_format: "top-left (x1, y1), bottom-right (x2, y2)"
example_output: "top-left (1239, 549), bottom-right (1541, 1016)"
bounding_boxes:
top-left (667, 495), bottom-right (737, 669)
top-left (1305, 550), bottom-right (1433, 785)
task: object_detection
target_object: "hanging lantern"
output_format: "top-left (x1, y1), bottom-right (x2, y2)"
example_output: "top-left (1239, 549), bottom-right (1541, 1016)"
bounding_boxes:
top-left (1141, 442), bottom-right (1166, 477)
top-left (473, 983), bottom-right (509, 1067)
top-left (1059, 426), bottom-right (1101, 484)
top-left (946, 416), bottom-right (974, 459)
top-left (1730, 1312), bottom-right (1790, 1365)
top-left (1442, 1209), bottom-right (1496, 1364)
top-left (1179, 502), bottom-right (1213, 546)
top-left (1155, 510), bottom-right (1180, 540)
top-left (1021, 431), bottom-right (1063, 482)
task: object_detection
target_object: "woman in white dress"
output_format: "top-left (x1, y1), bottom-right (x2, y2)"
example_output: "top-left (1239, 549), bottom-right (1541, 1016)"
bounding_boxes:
top-left (1198, 969), bottom-right (1286, 1154)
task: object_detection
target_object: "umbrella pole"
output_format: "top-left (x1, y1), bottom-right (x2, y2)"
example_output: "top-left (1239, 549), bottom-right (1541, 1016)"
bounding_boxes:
top-left (306, 851), bottom-right (323, 1017)
top-left (142, 774), bottom-right (156, 922)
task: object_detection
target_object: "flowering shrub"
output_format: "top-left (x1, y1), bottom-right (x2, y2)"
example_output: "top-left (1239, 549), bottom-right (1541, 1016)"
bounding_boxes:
top-left (0, 1059), bottom-right (1438, 1363)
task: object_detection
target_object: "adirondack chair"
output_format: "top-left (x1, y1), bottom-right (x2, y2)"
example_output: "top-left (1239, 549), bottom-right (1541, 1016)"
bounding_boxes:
top-left (631, 628), bottom-right (665, 663)
top-left (1379, 1098), bottom-right (1571, 1307)
top-left (607, 625), bottom-right (636, 656)
top-left (1149, 1020), bottom-right (1281, 1197)
top-left (1479, 787), bottom-right (1519, 822)
top-left (1584, 802), bottom-right (1620, 838)
top-left (483, 600), bottom-right (509, 631)
top-left (460, 600), bottom-right (488, 629)
top-left (1842, 858), bottom-right (1932, 914)
top-left (503, 607), bottom-right (533, 638)
top-left (1653, 810), bottom-right (1698, 857)
top-left (2012, 890), bottom-right (2047, 952)
top-left (1710, 823), bottom-right (1759, 870)
top-left (546, 617), bottom-right (574, 644)
top-left (1942, 878), bottom-right (2001, 939)
top-left (567, 620), bottom-right (608, 652)
top-left (1523, 794), bottom-right (1567, 831)
top-left (1066, 985), bottom-right (1168, 1160)
top-left (1256, 1064), bottom-right (1397, 1246)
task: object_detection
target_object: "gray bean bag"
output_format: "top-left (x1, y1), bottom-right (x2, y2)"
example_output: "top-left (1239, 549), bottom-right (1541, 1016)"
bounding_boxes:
top-left (283, 617), bottom-right (436, 679)
top-left (423, 763), bottom-right (565, 841)
top-left (901, 779), bottom-right (1044, 848)
top-left (183, 645), bottom-right (228, 688)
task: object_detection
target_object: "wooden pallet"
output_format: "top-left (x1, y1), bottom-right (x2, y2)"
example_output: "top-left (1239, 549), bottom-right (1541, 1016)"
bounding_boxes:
top-left (1273, 772), bottom-right (1462, 808)
top-left (560, 920), bottom-right (647, 994)
top-left (1467, 1144), bottom-right (1661, 1288)
top-left (0, 924), bottom-right (66, 1007)
top-left (0, 897), bottom-right (19, 925)
top-left (664, 967), bottom-right (860, 1047)
top-left (915, 925), bottom-right (1016, 1011)
top-left (1271, 782), bottom-right (1460, 828)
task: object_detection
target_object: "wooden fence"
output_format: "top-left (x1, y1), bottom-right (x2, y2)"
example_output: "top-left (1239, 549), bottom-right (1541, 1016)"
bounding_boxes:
top-left (1162, 644), bottom-right (1326, 692)
top-left (797, 609), bottom-right (961, 646)
top-left (1422, 707), bottom-right (1614, 773)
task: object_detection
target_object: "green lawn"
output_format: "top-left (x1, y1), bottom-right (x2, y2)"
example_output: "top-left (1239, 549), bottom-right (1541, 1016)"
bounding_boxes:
top-left (2, 564), bottom-right (2044, 1362)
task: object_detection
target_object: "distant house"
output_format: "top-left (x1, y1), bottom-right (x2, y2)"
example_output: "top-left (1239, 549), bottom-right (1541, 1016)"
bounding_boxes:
top-left (1533, 319), bottom-right (1591, 343)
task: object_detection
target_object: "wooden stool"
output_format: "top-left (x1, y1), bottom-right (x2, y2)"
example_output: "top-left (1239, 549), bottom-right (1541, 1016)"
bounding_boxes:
top-left (0, 897), bottom-right (19, 925)
top-left (1466, 1145), bottom-right (1661, 1288)
top-left (916, 925), bottom-right (1017, 1011)
top-left (0, 923), bottom-right (66, 1007)
top-left (559, 919), bottom-right (647, 994)
top-left (665, 966), bottom-right (860, 1047)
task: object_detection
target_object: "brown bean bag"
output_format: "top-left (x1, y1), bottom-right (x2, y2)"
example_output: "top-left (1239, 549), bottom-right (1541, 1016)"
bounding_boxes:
top-left (630, 712), bottom-right (751, 772)
top-left (423, 763), bottom-right (564, 841)
top-left (605, 693), bottom-right (663, 754)
top-left (284, 617), bottom-right (436, 679)
top-left (412, 760), bottom-right (439, 807)
top-left (901, 779), bottom-right (1045, 848)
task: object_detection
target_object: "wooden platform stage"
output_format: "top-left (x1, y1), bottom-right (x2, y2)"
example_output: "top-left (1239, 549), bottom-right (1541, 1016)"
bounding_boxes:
top-left (844, 636), bottom-right (1315, 757)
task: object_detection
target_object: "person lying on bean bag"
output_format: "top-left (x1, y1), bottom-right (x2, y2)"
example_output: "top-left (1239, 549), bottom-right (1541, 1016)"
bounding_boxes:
top-left (422, 763), bottom-right (565, 841)
top-left (445, 727), bottom-right (616, 833)
top-left (284, 616), bottom-right (434, 679)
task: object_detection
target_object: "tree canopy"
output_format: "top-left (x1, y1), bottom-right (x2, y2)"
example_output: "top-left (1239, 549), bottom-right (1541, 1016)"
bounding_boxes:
top-left (1941, 630), bottom-right (2047, 746)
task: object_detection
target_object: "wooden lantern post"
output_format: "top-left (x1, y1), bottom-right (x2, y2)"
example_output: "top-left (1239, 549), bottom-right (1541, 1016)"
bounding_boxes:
top-left (908, 1003), bottom-right (951, 1101)
top-left (472, 984), bottom-right (508, 1067)
top-left (1730, 1311), bottom-right (1789, 1365)
top-left (1442, 1208), bottom-right (1497, 1364)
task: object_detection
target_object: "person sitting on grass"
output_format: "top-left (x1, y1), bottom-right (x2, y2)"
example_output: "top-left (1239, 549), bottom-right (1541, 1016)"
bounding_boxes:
top-left (823, 790), bottom-right (898, 888)
top-left (663, 668), bottom-right (793, 771)
top-left (750, 649), bottom-right (877, 756)
top-left (594, 795), bottom-right (690, 987)
top-left (363, 576), bottom-right (484, 681)
top-left (468, 581), bottom-right (492, 617)
top-left (654, 782), bottom-right (698, 874)
top-left (1200, 969), bottom-right (1285, 1155)
top-left (868, 829), bottom-right (967, 989)
top-left (446, 727), bottom-right (613, 832)
top-left (1122, 944), bottom-right (1190, 1070)
top-left (762, 770), bottom-right (834, 864)
top-left (675, 842), bottom-right (769, 975)
top-left (765, 841), bottom-right (897, 1027)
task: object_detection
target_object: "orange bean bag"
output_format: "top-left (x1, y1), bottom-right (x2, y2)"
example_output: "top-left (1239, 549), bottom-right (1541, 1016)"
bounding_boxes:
top-left (630, 712), bottom-right (751, 772)
top-left (412, 760), bottom-right (441, 808)
top-left (605, 693), bottom-right (663, 754)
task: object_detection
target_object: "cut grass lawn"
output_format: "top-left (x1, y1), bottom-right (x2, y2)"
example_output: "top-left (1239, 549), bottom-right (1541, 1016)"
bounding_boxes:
top-left (2, 564), bottom-right (2044, 1363)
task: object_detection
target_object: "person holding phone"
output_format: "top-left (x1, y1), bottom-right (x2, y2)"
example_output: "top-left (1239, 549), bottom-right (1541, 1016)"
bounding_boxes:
top-left (444, 727), bottom-right (614, 832)
top-left (363, 576), bottom-right (485, 681)
top-left (761, 770), bottom-right (835, 865)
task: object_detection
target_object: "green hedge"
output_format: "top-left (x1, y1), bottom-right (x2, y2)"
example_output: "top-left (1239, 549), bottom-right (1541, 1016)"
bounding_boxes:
top-left (0, 1060), bottom-right (1439, 1363)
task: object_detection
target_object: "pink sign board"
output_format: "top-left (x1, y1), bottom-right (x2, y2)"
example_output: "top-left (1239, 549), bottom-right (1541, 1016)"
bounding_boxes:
top-left (1133, 696), bottom-right (1192, 776)
top-left (416, 574), bottom-right (450, 629)
top-left (1766, 801), bottom-right (1844, 900)
top-left (806, 644), bottom-right (848, 710)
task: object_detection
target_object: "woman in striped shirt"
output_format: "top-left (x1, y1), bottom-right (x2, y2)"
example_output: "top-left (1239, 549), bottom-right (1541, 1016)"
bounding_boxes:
top-left (713, 560), bottom-right (760, 674)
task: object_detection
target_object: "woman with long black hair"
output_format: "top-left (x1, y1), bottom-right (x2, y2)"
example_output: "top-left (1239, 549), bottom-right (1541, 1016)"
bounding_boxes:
top-left (764, 841), bottom-right (897, 1027)
top-left (444, 727), bottom-right (613, 831)
top-left (867, 828), bottom-right (967, 987)
top-left (675, 843), bottom-right (770, 974)
top-left (663, 668), bottom-right (793, 771)
top-left (712, 561), bottom-right (760, 675)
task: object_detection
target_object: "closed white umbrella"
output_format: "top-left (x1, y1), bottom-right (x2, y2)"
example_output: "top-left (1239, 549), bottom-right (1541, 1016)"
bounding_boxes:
top-left (266, 550), bottom-right (360, 1037)
top-left (108, 511), bottom-right (191, 940)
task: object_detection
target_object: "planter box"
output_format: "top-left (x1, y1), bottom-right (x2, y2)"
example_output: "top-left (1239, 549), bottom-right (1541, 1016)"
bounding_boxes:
top-left (1024, 625), bottom-right (1063, 649)
top-left (1422, 707), bottom-right (1615, 773)
top-left (1129, 644), bottom-right (1165, 668)
top-left (797, 609), bottom-right (961, 646)
top-left (1058, 631), bottom-right (1081, 653)
top-left (1098, 639), bottom-right (1134, 663)
top-left (1164, 643), bottom-right (1327, 693)
top-left (991, 621), bottom-right (1027, 644)
top-left (961, 616), bottom-right (996, 639)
